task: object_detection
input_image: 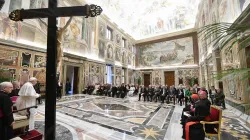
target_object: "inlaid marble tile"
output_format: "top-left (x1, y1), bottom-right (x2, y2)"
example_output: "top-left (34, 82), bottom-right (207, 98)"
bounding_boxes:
top-left (147, 108), bottom-right (171, 129)
top-left (85, 114), bottom-right (138, 133)
top-left (125, 118), bottom-right (146, 124)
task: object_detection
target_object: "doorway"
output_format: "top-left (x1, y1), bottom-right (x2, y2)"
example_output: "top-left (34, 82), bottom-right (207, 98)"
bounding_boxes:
top-left (164, 71), bottom-right (175, 86)
top-left (144, 74), bottom-right (150, 87)
top-left (66, 65), bottom-right (80, 95)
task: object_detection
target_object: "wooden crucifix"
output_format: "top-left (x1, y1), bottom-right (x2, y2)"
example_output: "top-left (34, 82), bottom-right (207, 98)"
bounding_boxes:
top-left (9, 0), bottom-right (102, 139)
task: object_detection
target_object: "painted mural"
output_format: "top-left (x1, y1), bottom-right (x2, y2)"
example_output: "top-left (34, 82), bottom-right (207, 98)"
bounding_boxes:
top-left (0, 13), bottom-right (21, 41)
top-left (63, 17), bottom-right (82, 41)
top-left (98, 40), bottom-right (105, 59)
top-left (138, 37), bottom-right (194, 67)
top-left (85, 0), bottom-right (200, 40)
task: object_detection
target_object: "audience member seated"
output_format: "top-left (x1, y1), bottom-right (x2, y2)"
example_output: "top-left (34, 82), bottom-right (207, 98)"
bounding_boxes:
top-left (9, 81), bottom-right (20, 97)
top-left (153, 85), bottom-right (162, 102)
top-left (167, 85), bottom-right (177, 104)
top-left (138, 85), bottom-right (148, 101)
top-left (182, 91), bottom-right (211, 140)
top-left (148, 85), bottom-right (155, 102)
top-left (180, 94), bottom-right (199, 125)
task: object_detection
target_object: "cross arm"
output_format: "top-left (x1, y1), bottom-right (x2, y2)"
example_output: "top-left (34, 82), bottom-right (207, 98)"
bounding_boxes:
top-left (9, 4), bottom-right (102, 21)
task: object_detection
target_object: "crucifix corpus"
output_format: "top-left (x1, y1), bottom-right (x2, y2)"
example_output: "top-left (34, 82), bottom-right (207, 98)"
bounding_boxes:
top-left (9, 0), bottom-right (102, 139)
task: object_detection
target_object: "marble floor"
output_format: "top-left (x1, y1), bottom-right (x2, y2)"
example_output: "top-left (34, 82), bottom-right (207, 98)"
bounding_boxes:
top-left (34, 95), bottom-right (250, 140)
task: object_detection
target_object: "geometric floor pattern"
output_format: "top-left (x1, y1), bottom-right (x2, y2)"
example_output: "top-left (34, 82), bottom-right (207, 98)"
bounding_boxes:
top-left (34, 94), bottom-right (250, 140)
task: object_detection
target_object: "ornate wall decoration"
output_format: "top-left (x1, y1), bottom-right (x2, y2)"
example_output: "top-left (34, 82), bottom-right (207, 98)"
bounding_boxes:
top-left (121, 51), bottom-right (126, 64)
top-left (34, 55), bottom-right (46, 68)
top-left (98, 40), bottom-right (105, 59)
top-left (115, 68), bottom-right (122, 85)
top-left (21, 52), bottom-right (31, 67)
top-left (152, 70), bottom-right (162, 85)
top-left (99, 22), bottom-right (106, 38)
top-left (116, 34), bottom-right (121, 44)
top-left (115, 68), bottom-right (122, 75)
top-left (0, 68), bottom-right (13, 80)
top-left (128, 54), bottom-right (131, 65)
top-left (106, 44), bottom-right (113, 59)
top-left (19, 69), bottom-right (30, 86)
top-left (177, 69), bottom-right (199, 79)
top-left (115, 48), bottom-right (121, 61)
top-left (128, 69), bottom-right (134, 84)
top-left (138, 36), bottom-right (194, 67)
top-left (0, 49), bottom-right (18, 66)
top-left (0, 13), bottom-right (21, 41)
top-left (87, 62), bottom-right (105, 85)
top-left (34, 69), bottom-right (46, 91)
top-left (63, 17), bottom-right (82, 41)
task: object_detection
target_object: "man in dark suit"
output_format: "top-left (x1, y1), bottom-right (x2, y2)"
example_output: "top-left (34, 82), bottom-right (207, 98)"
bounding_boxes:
top-left (57, 80), bottom-right (62, 99)
top-left (111, 85), bottom-right (117, 97)
top-left (120, 84), bottom-right (127, 98)
top-left (161, 85), bottom-right (170, 103)
top-left (153, 85), bottom-right (162, 102)
top-left (138, 85), bottom-right (147, 101)
top-left (193, 84), bottom-right (200, 94)
top-left (177, 84), bottom-right (185, 106)
top-left (167, 85), bottom-right (176, 104)
top-left (208, 86), bottom-right (217, 104)
top-left (148, 85), bottom-right (155, 102)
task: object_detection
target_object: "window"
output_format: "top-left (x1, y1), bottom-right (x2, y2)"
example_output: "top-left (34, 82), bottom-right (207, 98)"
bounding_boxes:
top-left (132, 45), bottom-right (136, 53)
top-left (106, 27), bottom-right (112, 40)
top-left (122, 38), bottom-right (126, 48)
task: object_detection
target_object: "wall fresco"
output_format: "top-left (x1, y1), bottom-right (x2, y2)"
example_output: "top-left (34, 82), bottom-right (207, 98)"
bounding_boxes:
top-left (138, 37), bottom-right (194, 67)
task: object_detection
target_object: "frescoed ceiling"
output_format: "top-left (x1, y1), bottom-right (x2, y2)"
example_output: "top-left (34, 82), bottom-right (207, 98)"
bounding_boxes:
top-left (84, 0), bottom-right (200, 40)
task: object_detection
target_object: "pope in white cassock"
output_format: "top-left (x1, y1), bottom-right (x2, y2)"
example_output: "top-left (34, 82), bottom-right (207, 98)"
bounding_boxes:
top-left (15, 77), bottom-right (40, 131)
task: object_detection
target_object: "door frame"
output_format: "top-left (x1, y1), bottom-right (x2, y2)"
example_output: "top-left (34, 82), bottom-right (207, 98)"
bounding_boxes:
top-left (142, 72), bottom-right (152, 86)
top-left (164, 71), bottom-right (175, 86)
top-left (63, 62), bottom-right (83, 96)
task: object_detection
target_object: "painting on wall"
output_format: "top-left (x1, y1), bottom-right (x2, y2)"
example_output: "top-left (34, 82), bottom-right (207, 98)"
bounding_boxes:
top-left (34, 55), bottom-right (46, 68)
top-left (98, 40), bottom-right (105, 59)
top-left (138, 36), bottom-right (194, 67)
top-left (63, 17), bottom-right (82, 41)
top-left (0, 13), bottom-right (21, 41)
top-left (0, 49), bottom-right (18, 66)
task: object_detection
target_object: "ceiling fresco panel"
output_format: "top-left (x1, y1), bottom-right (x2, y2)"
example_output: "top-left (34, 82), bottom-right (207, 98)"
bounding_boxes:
top-left (85, 0), bottom-right (200, 40)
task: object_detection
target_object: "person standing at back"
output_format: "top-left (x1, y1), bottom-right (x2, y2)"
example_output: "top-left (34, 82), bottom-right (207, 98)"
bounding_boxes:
top-left (65, 78), bottom-right (71, 95)
top-left (0, 82), bottom-right (14, 140)
top-left (57, 80), bottom-right (62, 99)
top-left (16, 77), bottom-right (41, 131)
